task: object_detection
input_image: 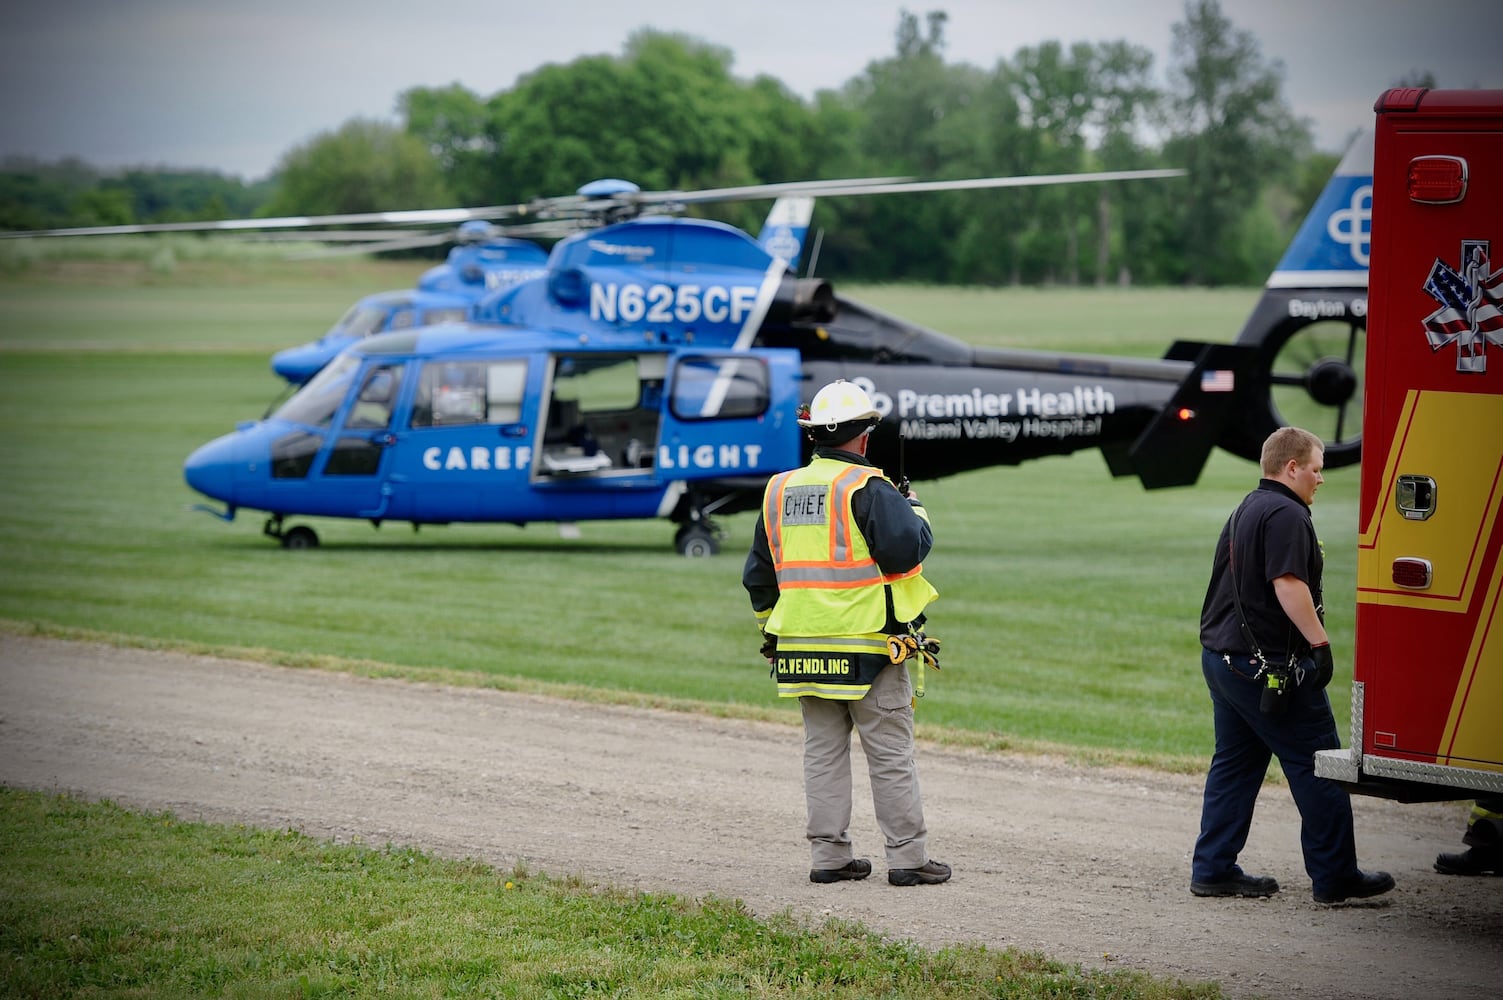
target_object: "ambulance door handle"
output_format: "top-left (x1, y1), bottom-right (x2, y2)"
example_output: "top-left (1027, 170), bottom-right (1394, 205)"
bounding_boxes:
top-left (1395, 475), bottom-right (1436, 521)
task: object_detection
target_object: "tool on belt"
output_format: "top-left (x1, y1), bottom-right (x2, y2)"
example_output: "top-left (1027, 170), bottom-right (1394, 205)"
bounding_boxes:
top-left (887, 626), bottom-right (941, 701)
top-left (1228, 504), bottom-right (1299, 715)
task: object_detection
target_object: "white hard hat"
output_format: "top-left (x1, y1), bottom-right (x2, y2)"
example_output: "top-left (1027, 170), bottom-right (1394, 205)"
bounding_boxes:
top-left (799, 379), bottom-right (880, 430)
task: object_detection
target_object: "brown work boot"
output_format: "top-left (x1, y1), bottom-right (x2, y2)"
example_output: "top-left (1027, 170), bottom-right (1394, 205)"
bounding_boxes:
top-left (888, 860), bottom-right (951, 886)
top-left (810, 859), bottom-right (871, 884)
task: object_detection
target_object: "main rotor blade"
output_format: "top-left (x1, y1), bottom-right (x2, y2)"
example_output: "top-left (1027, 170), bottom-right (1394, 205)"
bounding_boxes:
top-left (285, 232), bottom-right (458, 260)
top-left (509, 176), bottom-right (919, 222)
top-left (622, 170), bottom-right (1184, 209)
top-left (282, 217), bottom-right (588, 258)
top-left (749, 168), bottom-right (1188, 199)
top-left (1, 168), bottom-right (1185, 242)
top-left (635, 176), bottom-right (916, 207)
top-left (0, 204), bottom-right (534, 239)
top-left (234, 229), bottom-right (434, 242)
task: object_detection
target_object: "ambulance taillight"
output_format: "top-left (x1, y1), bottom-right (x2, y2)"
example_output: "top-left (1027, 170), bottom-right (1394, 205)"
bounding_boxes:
top-left (1407, 156), bottom-right (1467, 203)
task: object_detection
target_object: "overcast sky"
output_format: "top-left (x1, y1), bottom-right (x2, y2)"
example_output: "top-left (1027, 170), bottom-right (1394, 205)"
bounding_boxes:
top-left (1, 0), bottom-right (1497, 181)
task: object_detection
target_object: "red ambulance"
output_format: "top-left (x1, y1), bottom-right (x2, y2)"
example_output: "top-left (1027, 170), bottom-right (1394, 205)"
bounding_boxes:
top-left (1315, 89), bottom-right (1503, 801)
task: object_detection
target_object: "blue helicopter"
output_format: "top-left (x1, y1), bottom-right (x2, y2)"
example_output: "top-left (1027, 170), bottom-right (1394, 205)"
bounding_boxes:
top-left (268, 223), bottom-right (553, 384)
top-left (6, 154), bottom-right (1370, 554)
top-left (265, 185), bottom-right (855, 386)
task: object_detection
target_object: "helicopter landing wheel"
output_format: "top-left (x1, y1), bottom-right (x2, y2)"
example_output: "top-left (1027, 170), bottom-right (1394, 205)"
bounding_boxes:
top-left (675, 522), bottom-right (720, 558)
top-left (280, 525), bottom-right (320, 550)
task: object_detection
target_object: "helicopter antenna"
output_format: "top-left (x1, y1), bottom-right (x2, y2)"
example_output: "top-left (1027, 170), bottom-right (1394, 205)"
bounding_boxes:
top-left (804, 228), bottom-right (825, 278)
top-left (896, 425), bottom-right (911, 499)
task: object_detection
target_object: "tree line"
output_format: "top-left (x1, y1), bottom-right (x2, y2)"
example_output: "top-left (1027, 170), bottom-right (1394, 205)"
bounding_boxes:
top-left (4, 2), bottom-right (1378, 287)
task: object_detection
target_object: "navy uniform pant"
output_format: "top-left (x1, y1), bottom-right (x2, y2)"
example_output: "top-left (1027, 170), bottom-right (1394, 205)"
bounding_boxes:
top-left (1193, 647), bottom-right (1361, 895)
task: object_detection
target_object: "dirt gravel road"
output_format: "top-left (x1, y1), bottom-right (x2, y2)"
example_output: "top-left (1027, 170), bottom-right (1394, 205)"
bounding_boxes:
top-left (2, 634), bottom-right (1499, 999)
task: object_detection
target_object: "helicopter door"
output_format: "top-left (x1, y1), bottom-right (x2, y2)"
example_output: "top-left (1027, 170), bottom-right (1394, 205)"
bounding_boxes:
top-left (656, 349), bottom-right (802, 481)
top-left (536, 352), bottom-right (663, 480)
top-left (313, 362), bottom-right (405, 518)
top-left (384, 357), bottom-right (533, 521)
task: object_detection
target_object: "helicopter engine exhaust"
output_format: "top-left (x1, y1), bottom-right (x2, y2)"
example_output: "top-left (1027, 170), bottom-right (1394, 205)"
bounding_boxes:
top-left (768, 277), bottom-right (837, 324)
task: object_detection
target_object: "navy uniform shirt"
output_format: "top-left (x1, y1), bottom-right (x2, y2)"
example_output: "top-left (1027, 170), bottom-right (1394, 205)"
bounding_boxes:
top-left (1199, 478), bottom-right (1323, 661)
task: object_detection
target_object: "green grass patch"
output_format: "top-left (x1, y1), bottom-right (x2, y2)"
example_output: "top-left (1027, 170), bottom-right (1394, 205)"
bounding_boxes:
top-left (0, 788), bottom-right (1222, 999)
top-left (843, 284), bottom-right (1256, 355)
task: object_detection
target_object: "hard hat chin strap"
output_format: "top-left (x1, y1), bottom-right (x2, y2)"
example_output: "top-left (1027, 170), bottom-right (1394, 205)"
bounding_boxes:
top-left (809, 417), bottom-right (878, 446)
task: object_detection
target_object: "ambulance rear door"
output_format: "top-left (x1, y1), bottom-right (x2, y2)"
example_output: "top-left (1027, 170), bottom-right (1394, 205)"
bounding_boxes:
top-left (1348, 88), bottom-right (1503, 796)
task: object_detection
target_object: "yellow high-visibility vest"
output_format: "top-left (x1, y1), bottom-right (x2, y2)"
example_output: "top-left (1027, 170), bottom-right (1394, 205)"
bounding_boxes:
top-left (761, 458), bottom-right (937, 698)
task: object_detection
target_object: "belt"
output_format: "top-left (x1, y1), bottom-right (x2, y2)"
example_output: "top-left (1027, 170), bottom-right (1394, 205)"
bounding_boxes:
top-left (1212, 650), bottom-right (1262, 678)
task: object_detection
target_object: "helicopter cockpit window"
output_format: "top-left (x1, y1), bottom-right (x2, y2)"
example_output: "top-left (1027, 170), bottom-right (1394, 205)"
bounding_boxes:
top-left (669, 356), bottom-right (770, 421)
top-left (422, 308), bottom-right (467, 326)
top-left (273, 354), bottom-right (360, 427)
top-left (389, 308), bottom-right (417, 330)
top-left (334, 304), bottom-right (388, 339)
top-left (410, 360), bottom-right (527, 428)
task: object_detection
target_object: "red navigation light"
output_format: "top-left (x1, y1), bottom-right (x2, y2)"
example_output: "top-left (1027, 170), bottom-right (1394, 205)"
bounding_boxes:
top-left (1408, 156), bottom-right (1467, 204)
top-left (1176, 407), bottom-right (1196, 421)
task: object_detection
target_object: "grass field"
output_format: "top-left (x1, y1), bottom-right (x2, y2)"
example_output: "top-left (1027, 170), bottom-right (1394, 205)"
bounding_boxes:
top-left (0, 256), bottom-right (1357, 766)
top-left (0, 252), bottom-right (1330, 997)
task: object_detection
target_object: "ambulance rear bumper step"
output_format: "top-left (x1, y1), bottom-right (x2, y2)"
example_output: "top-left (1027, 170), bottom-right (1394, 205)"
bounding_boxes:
top-left (1316, 747), bottom-right (1503, 801)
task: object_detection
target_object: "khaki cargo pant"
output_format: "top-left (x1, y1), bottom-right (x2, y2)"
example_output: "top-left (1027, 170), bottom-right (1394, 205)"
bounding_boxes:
top-left (800, 661), bottom-right (929, 870)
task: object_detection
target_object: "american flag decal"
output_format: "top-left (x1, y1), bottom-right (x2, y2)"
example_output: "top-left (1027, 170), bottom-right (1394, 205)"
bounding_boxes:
top-left (1200, 370), bottom-right (1235, 392)
top-left (1423, 240), bottom-right (1503, 373)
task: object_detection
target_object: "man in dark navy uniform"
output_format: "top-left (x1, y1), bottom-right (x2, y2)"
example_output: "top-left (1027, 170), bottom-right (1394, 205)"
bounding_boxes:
top-left (1192, 426), bottom-right (1395, 905)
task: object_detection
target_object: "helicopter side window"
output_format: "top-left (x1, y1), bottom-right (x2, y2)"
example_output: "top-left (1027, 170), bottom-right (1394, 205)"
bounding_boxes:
top-left (410, 360), bottom-right (527, 428)
top-left (271, 431), bottom-right (322, 479)
top-left (389, 308), bottom-right (417, 330)
top-left (669, 355), bottom-right (771, 421)
top-left (273, 354), bottom-right (360, 427)
top-left (486, 362), bottom-right (526, 423)
top-left (335, 304), bottom-right (387, 338)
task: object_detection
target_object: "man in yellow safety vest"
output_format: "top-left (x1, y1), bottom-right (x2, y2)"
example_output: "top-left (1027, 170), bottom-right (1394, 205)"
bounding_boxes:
top-left (743, 379), bottom-right (950, 886)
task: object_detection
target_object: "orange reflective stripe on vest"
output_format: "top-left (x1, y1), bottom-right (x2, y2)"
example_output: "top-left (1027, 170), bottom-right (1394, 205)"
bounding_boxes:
top-left (767, 465), bottom-right (885, 591)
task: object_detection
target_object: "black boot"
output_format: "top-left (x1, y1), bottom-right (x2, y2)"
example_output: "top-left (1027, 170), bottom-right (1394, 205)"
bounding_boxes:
top-left (1434, 847), bottom-right (1503, 876)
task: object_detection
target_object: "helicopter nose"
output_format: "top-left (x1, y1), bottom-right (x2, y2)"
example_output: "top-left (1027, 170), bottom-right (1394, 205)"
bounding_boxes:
top-left (270, 341), bottom-right (337, 384)
top-left (184, 431), bottom-right (252, 502)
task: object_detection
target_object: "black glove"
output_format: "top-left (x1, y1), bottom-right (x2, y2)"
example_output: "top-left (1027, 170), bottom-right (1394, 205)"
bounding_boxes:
top-left (759, 633), bottom-right (777, 661)
top-left (1309, 642), bottom-right (1334, 690)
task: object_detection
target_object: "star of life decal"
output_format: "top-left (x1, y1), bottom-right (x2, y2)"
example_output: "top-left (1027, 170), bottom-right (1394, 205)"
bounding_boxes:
top-left (1422, 239), bottom-right (1503, 373)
